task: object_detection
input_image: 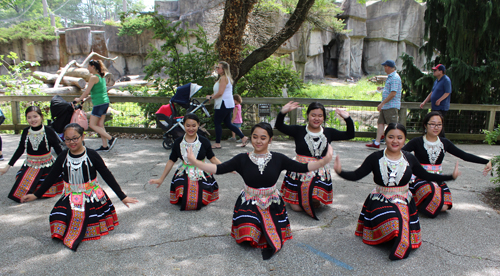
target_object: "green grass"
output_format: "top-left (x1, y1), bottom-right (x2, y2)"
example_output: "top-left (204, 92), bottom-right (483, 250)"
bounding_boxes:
top-left (302, 79), bottom-right (381, 101)
top-left (105, 102), bottom-right (148, 128)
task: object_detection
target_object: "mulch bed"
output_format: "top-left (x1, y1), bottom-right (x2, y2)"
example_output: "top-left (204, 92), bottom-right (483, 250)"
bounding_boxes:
top-left (480, 187), bottom-right (500, 214)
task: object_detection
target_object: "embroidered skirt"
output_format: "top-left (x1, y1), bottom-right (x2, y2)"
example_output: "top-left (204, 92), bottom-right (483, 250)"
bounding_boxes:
top-left (170, 163), bottom-right (218, 211)
top-left (356, 184), bottom-right (421, 260)
top-left (280, 155), bottom-right (333, 219)
top-left (231, 184), bottom-right (292, 260)
top-left (8, 153), bottom-right (63, 203)
top-left (49, 179), bottom-right (118, 251)
top-left (410, 164), bottom-right (451, 218)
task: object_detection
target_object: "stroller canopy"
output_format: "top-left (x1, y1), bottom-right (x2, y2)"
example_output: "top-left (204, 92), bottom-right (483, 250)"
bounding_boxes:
top-left (170, 83), bottom-right (203, 109)
top-left (50, 95), bottom-right (74, 133)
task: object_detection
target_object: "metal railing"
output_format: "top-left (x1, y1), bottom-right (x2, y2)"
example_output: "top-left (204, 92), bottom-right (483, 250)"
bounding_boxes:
top-left (1, 95), bottom-right (499, 140)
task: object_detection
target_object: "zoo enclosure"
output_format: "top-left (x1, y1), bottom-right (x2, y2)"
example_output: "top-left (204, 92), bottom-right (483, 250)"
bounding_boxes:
top-left (1, 95), bottom-right (499, 141)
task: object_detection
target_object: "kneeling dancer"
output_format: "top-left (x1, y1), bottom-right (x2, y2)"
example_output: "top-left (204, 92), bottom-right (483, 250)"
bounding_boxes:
top-left (149, 113), bottom-right (221, 210)
top-left (334, 123), bottom-right (460, 260)
top-left (186, 122), bottom-right (333, 260)
top-left (22, 123), bottom-right (138, 250)
top-left (276, 101), bottom-right (354, 219)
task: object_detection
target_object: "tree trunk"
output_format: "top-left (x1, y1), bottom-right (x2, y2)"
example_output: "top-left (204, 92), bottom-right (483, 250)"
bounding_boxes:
top-left (32, 71), bottom-right (87, 89)
top-left (217, 0), bottom-right (316, 86)
top-left (216, 0), bottom-right (258, 80)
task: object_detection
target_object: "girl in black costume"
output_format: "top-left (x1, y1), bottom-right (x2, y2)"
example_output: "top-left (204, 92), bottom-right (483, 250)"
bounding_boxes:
top-left (186, 122), bottom-right (333, 260)
top-left (22, 123), bottom-right (138, 250)
top-left (334, 123), bottom-right (461, 260)
top-left (1, 106), bottom-right (63, 202)
top-left (276, 101), bottom-right (354, 219)
top-left (402, 111), bottom-right (491, 217)
top-left (149, 113), bottom-right (221, 210)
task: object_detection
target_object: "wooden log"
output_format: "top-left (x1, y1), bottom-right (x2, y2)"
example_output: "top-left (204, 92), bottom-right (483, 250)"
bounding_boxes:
top-left (106, 80), bottom-right (150, 90)
top-left (33, 71), bottom-right (86, 89)
top-left (55, 69), bottom-right (115, 86)
top-left (40, 86), bottom-right (81, 95)
top-left (104, 72), bottom-right (115, 86)
top-left (56, 67), bottom-right (91, 81)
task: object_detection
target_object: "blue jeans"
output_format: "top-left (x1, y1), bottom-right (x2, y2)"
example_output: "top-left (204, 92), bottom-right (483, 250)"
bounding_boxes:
top-left (214, 102), bottom-right (244, 143)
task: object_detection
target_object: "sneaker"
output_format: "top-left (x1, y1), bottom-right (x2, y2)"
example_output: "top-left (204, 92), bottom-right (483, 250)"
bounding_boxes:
top-left (365, 142), bottom-right (380, 149)
top-left (96, 146), bottom-right (110, 152)
top-left (0, 155), bottom-right (3, 161)
top-left (236, 139), bottom-right (242, 143)
top-left (108, 137), bottom-right (118, 150)
top-left (372, 137), bottom-right (385, 144)
top-left (227, 137), bottom-right (236, 142)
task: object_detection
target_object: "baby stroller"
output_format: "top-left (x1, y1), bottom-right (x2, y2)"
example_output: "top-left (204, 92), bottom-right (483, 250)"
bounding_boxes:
top-left (49, 95), bottom-right (85, 148)
top-left (156, 83), bottom-right (210, 150)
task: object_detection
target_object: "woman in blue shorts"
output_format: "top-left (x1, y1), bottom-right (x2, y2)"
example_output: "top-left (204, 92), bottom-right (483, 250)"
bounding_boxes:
top-left (75, 60), bottom-right (117, 152)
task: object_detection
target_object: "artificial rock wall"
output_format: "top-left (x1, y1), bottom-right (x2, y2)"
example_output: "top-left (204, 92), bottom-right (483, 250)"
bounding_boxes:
top-left (0, 0), bottom-right (426, 80)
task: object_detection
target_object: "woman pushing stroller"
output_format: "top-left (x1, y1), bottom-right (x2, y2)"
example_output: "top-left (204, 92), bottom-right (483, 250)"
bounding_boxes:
top-left (74, 59), bottom-right (117, 152)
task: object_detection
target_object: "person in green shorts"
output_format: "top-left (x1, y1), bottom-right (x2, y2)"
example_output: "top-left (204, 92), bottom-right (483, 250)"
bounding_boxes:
top-left (75, 59), bottom-right (117, 152)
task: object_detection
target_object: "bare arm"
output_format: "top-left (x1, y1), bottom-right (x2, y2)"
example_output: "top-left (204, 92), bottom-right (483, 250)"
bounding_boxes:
top-left (378, 91), bottom-right (397, 111)
top-left (207, 76), bottom-right (228, 101)
top-left (149, 159), bottom-right (176, 188)
top-left (307, 145), bottom-right (333, 171)
top-left (186, 147), bottom-right (217, 174)
top-left (209, 156), bottom-right (222, 165)
top-left (420, 92), bottom-right (432, 108)
top-left (75, 75), bottom-right (98, 102)
top-left (435, 92), bottom-right (450, 106)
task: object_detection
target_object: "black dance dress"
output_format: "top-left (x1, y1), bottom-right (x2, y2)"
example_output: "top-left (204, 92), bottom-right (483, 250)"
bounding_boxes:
top-left (402, 136), bottom-right (488, 218)
top-left (169, 135), bottom-right (218, 210)
top-left (8, 125), bottom-right (63, 202)
top-left (275, 112), bottom-right (354, 219)
top-left (34, 147), bottom-right (128, 251)
top-left (337, 150), bottom-right (454, 260)
top-left (216, 151), bottom-right (309, 260)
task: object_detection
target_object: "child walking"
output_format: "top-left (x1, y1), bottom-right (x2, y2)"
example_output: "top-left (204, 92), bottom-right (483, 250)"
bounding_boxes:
top-left (229, 94), bottom-right (243, 142)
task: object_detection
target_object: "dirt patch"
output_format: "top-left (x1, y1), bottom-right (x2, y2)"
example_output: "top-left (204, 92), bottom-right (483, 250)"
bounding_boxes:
top-left (480, 187), bottom-right (500, 214)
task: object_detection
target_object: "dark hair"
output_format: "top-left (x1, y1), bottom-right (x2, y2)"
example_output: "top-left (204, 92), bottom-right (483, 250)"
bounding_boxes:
top-left (384, 123), bottom-right (407, 138)
top-left (64, 123), bottom-right (85, 136)
top-left (306, 102), bottom-right (326, 119)
top-left (422, 111), bottom-right (444, 134)
top-left (89, 59), bottom-right (108, 77)
top-left (183, 113), bottom-right (200, 125)
top-left (25, 106), bottom-right (43, 119)
top-left (251, 122), bottom-right (273, 138)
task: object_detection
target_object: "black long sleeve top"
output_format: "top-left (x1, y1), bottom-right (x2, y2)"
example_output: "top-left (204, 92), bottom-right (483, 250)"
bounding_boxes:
top-left (8, 125), bottom-right (62, 166)
top-left (275, 112), bottom-right (355, 157)
top-left (216, 152), bottom-right (309, 189)
top-left (338, 150), bottom-right (454, 186)
top-left (402, 136), bottom-right (488, 165)
top-left (169, 135), bottom-right (215, 162)
top-left (34, 148), bottom-right (127, 200)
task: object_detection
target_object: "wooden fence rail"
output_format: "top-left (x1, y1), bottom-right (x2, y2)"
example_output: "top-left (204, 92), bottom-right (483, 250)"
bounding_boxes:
top-left (1, 95), bottom-right (499, 140)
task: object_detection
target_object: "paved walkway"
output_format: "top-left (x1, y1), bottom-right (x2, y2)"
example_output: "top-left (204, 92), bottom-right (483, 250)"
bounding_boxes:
top-left (0, 134), bottom-right (499, 275)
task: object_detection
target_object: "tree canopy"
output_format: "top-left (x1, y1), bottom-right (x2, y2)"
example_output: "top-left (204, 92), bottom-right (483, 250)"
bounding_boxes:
top-left (217, 0), bottom-right (344, 83)
top-left (404, 0), bottom-right (500, 104)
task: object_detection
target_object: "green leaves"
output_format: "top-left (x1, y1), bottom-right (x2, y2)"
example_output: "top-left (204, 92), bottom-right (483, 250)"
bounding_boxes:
top-left (0, 52), bottom-right (44, 96)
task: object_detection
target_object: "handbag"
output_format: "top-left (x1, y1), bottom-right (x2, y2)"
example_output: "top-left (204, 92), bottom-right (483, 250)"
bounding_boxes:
top-left (71, 105), bottom-right (88, 130)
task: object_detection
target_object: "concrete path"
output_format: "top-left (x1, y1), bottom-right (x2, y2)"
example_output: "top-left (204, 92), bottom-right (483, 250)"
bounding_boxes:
top-left (0, 134), bottom-right (499, 275)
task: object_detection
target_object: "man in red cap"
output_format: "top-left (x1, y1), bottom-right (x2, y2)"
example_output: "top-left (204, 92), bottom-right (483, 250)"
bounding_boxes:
top-left (420, 64), bottom-right (451, 136)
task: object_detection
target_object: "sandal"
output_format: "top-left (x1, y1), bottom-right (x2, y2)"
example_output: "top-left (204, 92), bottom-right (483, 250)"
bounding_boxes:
top-left (211, 144), bottom-right (222, 149)
top-left (238, 136), bottom-right (250, 147)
